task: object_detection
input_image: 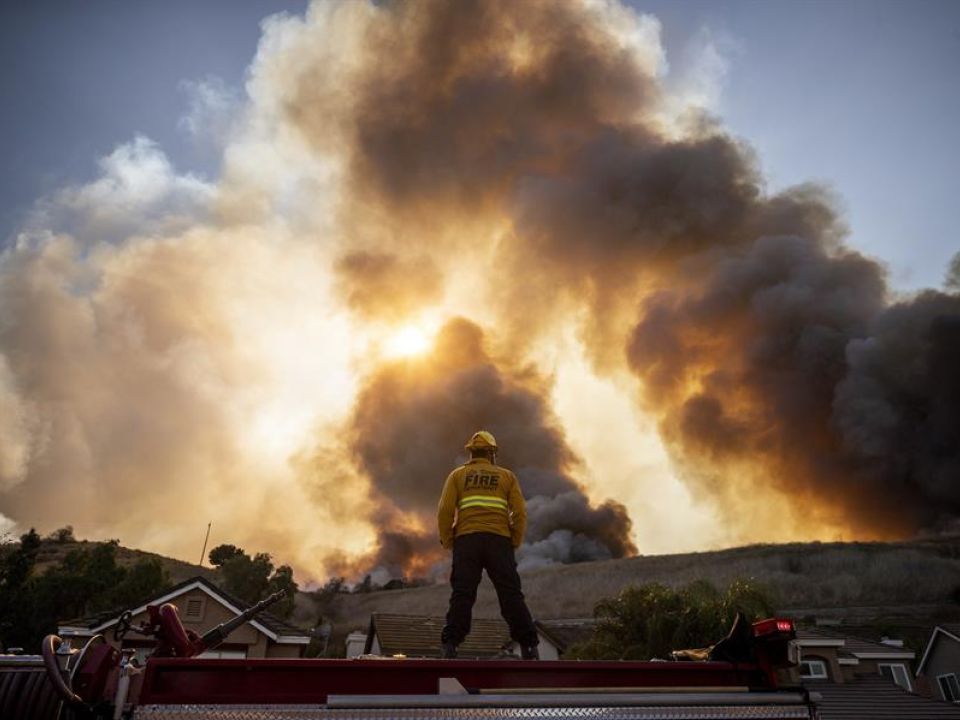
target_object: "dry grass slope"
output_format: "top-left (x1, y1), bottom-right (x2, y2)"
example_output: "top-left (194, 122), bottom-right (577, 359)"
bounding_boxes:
top-left (29, 535), bottom-right (960, 643)
top-left (319, 536), bottom-right (960, 637)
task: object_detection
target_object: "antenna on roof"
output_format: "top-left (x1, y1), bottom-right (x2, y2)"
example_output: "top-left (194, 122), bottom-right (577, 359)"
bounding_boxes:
top-left (199, 522), bottom-right (212, 567)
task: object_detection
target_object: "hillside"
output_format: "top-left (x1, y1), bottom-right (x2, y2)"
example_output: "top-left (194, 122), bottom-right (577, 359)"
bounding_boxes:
top-left (22, 533), bottom-right (960, 650)
top-left (315, 535), bottom-right (960, 646)
top-left (31, 538), bottom-right (218, 586)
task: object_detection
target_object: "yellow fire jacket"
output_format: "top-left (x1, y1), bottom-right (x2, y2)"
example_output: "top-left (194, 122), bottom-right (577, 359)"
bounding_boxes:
top-left (437, 458), bottom-right (527, 549)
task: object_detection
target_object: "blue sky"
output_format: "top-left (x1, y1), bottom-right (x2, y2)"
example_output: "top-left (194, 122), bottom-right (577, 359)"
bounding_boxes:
top-left (2, 0), bottom-right (957, 291)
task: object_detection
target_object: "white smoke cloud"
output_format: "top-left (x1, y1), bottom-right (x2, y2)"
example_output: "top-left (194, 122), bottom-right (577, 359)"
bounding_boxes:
top-left (0, 355), bottom-right (36, 490)
top-left (24, 136), bottom-right (214, 245)
top-left (178, 75), bottom-right (243, 148)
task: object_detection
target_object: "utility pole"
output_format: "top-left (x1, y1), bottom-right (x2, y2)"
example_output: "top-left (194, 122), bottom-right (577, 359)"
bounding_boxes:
top-left (199, 522), bottom-right (212, 567)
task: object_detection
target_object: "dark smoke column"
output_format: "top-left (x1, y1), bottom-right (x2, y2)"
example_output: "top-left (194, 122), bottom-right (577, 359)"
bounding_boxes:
top-left (324, 319), bottom-right (635, 578)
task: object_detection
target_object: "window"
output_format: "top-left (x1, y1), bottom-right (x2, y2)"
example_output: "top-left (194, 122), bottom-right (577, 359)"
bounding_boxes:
top-left (937, 673), bottom-right (960, 703)
top-left (800, 658), bottom-right (829, 679)
top-left (879, 663), bottom-right (912, 692)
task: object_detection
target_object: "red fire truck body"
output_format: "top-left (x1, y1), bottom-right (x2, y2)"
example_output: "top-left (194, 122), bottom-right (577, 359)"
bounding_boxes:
top-left (1, 595), bottom-right (819, 719)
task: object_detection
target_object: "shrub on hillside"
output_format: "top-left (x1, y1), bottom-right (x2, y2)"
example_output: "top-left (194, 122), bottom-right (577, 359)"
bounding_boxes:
top-left (568, 578), bottom-right (774, 661)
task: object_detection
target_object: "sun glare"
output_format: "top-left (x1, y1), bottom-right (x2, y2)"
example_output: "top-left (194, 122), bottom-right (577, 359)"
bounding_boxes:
top-left (385, 324), bottom-right (431, 358)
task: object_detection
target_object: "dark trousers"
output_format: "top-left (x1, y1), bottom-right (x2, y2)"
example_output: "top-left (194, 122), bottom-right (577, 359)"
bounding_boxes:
top-left (441, 532), bottom-right (538, 647)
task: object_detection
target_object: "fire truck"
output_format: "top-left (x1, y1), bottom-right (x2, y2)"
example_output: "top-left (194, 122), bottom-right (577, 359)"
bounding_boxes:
top-left (1, 590), bottom-right (819, 719)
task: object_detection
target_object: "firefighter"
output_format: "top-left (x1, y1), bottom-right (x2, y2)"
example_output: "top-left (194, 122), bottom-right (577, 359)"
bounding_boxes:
top-left (437, 430), bottom-right (539, 659)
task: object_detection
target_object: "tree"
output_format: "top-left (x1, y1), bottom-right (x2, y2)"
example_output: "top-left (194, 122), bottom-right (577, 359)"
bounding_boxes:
top-left (318, 576), bottom-right (345, 599)
top-left (267, 564), bottom-right (298, 617)
top-left (47, 526), bottom-right (75, 543)
top-left (220, 551), bottom-right (272, 603)
top-left (0, 534), bottom-right (168, 652)
top-left (110, 558), bottom-right (167, 610)
top-left (1, 528), bottom-right (40, 594)
top-left (212, 543), bottom-right (299, 618)
top-left (0, 529), bottom-right (42, 648)
top-left (569, 578), bottom-right (774, 660)
top-left (353, 574), bottom-right (374, 594)
top-left (208, 544), bottom-right (244, 567)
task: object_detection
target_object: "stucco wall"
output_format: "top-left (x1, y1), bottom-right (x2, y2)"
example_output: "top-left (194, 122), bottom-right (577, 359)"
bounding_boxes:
top-left (924, 634), bottom-right (960, 701)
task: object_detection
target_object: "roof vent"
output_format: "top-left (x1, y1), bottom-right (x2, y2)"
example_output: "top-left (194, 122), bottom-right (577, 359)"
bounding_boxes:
top-left (184, 597), bottom-right (205, 621)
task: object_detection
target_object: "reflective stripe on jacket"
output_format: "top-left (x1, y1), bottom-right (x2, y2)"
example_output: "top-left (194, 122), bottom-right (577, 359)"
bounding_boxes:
top-left (437, 458), bottom-right (526, 549)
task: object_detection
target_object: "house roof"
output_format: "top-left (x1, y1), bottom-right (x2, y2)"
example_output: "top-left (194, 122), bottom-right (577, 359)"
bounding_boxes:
top-left (537, 618), bottom-right (596, 651)
top-left (806, 675), bottom-right (960, 719)
top-left (364, 613), bottom-right (562, 658)
top-left (796, 627), bottom-right (914, 659)
top-left (59, 575), bottom-right (309, 643)
top-left (918, 625), bottom-right (960, 675)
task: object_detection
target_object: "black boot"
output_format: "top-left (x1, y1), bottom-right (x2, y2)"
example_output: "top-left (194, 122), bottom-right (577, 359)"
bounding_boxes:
top-left (521, 644), bottom-right (539, 660)
top-left (442, 642), bottom-right (458, 659)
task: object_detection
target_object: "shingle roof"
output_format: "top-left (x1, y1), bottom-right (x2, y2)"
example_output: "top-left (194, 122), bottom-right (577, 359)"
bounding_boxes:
top-left (807, 675), bottom-right (960, 719)
top-left (796, 628), bottom-right (914, 657)
top-left (367, 613), bottom-right (514, 658)
top-left (60, 575), bottom-right (308, 638)
top-left (939, 624), bottom-right (960, 639)
top-left (537, 618), bottom-right (596, 651)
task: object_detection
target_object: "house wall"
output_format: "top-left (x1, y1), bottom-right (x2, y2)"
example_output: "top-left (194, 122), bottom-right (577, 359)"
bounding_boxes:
top-left (345, 632), bottom-right (368, 658)
top-left (792, 647), bottom-right (844, 684)
top-left (924, 637), bottom-right (960, 701)
top-left (79, 585), bottom-right (304, 659)
top-left (266, 643), bottom-right (303, 658)
top-left (177, 588), bottom-right (261, 646)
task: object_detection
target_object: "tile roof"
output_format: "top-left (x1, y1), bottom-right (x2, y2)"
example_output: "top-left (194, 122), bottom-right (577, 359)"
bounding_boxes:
top-left (60, 575), bottom-right (308, 639)
top-left (807, 675), bottom-right (960, 719)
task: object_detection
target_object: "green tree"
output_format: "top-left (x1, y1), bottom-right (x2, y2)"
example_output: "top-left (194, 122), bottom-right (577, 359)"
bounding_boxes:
top-left (212, 544), bottom-right (299, 618)
top-left (110, 558), bottom-right (167, 610)
top-left (220, 551), bottom-right (272, 603)
top-left (0, 529), bottom-right (42, 648)
top-left (208, 543), bottom-right (244, 567)
top-left (46, 525), bottom-right (75, 543)
top-left (267, 564), bottom-right (298, 617)
top-left (569, 578), bottom-right (774, 660)
top-left (0, 536), bottom-right (168, 651)
top-left (1, 528), bottom-right (40, 594)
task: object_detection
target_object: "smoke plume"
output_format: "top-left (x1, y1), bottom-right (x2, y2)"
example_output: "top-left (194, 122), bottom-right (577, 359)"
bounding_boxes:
top-left (310, 318), bottom-right (635, 576)
top-left (0, 0), bottom-right (957, 582)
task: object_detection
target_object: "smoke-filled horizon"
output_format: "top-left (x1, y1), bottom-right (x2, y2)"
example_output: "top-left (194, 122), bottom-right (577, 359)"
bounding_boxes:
top-left (1, 0), bottom-right (958, 584)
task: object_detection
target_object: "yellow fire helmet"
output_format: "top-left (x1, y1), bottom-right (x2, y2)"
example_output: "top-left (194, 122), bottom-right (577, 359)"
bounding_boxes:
top-left (465, 430), bottom-right (498, 451)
